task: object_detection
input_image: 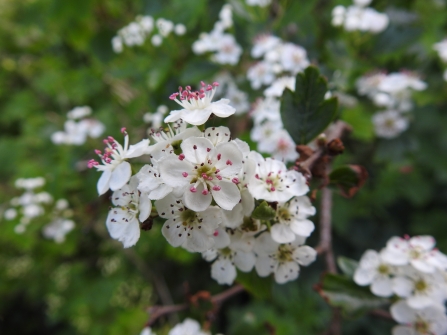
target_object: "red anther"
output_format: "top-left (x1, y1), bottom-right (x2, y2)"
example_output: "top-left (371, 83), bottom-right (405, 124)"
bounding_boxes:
top-left (201, 81), bottom-right (205, 87)
top-left (193, 145), bottom-right (197, 150)
top-left (215, 169), bottom-right (220, 173)
top-left (404, 234), bottom-right (410, 240)
top-left (201, 173), bottom-right (208, 179)
top-left (226, 159), bottom-right (233, 165)
top-left (169, 93), bottom-right (178, 100)
top-left (121, 127), bottom-right (127, 134)
top-left (207, 176), bottom-right (213, 180)
top-left (213, 230), bottom-right (219, 236)
top-left (182, 172), bottom-right (188, 177)
top-left (105, 158), bottom-right (112, 163)
top-left (199, 89), bottom-right (205, 94)
top-left (190, 186), bottom-right (197, 193)
top-left (213, 82), bottom-right (219, 87)
top-left (202, 189), bottom-right (209, 195)
top-left (182, 90), bottom-right (188, 96)
top-left (186, 86), bottom-right (191, 91)
top-left (270, 186), bottom-right (276, 191)
top-left (232, 178), bottom-right (240, 184)
top-left (103, 139), bottom-right (109, 144)
top-left (179, 153), bottom-right (185, 160)
top-left (216, 175), bottom-right (222, 180)
top-left (212, 185), bottom-right (221, 191)
top-left (266, 179), bottom-right (272, 184)
top-left (94, 149), bottom-right (101, 155)
top-left (206, 148), bottom-right (211, 152)
top-left (255, 174), bottom-right (260, 179)
top-left (199, 94), bottom-right (205, 99)
top-left (206, 85), bottom-right (213, 91)
top-left (217, 154), bottom-right (221, 160)
top-left (178, 86), bottom-right (183, 92)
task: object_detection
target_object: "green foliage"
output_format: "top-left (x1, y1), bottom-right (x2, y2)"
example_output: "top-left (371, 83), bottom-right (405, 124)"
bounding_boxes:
top-left (280, 66), bottom-right (338, 144)
top-left (251, 201), bottom-right (276, 221)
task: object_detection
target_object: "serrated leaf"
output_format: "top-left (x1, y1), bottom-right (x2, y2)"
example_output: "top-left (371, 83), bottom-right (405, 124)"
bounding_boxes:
top-left (329, 165), bottom-right (368, 198)
top-left (316, 273), bottom-right (389, 318)
top-left (337, 256), bottom-right (359, 277)
top-left (280, 66), bottom-right (338, 145)
top-left (251, 201), bottom-right (276, 220)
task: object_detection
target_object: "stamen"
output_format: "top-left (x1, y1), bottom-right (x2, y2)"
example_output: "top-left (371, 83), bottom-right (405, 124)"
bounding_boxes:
top-left (179, 153), bottom-right (185, 160)
top-left (212, 185), bottom-right (221, 191)
top-left (182, 172), bottom-right (188, 177)
top-left (190, 186), bottom-right (197, 193)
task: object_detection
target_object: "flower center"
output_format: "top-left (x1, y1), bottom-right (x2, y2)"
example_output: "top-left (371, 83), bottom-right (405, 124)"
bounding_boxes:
top-left (414, 319), bottom-right (430, 334)
top-left (241, 216), bottom-right (258, 232)
top-left (377, 264), bottom-right (389, 275)
top-left (415, 279), bottom-right (428, 293)
top-left (276, 244), bottom-right (294, 263)
top-left (180, 209), bottom-right (197, 226)
top-left (169, 81), bottom-right (219, 111)
top-left (277, 207), bottom-right (291, 222)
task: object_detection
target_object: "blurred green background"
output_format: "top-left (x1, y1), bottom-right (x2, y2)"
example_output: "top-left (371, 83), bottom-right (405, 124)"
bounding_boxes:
top-left (1, 0), bottom-right (447, 334)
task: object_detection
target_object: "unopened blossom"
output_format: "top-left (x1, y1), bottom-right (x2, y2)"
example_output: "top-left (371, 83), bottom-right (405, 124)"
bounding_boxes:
top-left (354, 249), bottom-right (395, 297)
top-left (140, 327), bottom-right (156, 335)
top-left (88, 129), bottom-right (149, 195)
top-left (168, 318), bottom-right (210, 335)
top-left (254, 232), bottom-right (316, 284)
top-left (106, 176), bottom-right (151, 248)
top-left (390, 300), bottom-right (447, 335)
top-left (381, 235), bottom-right (447, 273)
top-left (158, 137), bottom-right (243, 212)
top-left (155, 194), bottom-right (222, 252)
top-left (372, 110), bottom-right (409, 139)
top-left (156, 18), bottom-right (174, 37)
top-left (271, 196), bottom-right (316, 244)
top-left (332, 5), bottom-right (389, 33)
top-left (247, 151), bottom-right (308, 202)
top-left (165, 82), bottom-right (235, 126)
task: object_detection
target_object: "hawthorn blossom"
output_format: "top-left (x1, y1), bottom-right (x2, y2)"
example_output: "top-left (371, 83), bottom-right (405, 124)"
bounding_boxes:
top-left (136, 161), bottom-right (173, 201)
top-left (279, 43), bottom-right (309, 74)
top-left (434, 39), bottom-right (447, 62)
top-left (247, 151), bottom-right (308, 202)
top-left (43, 219), bottom-right (75, 243)
top-left (106, 176), bottom-right (151, 248)
top-left (381, 235), bottom-right (447, 273)
top-left (372, 110), bottom-right (409, 139)
top-left (158, 137), bottom-right (243, 212)
top-left (390, 300), bottom-right (447, 335)
top-left (247, 62), bottom-right (276, 89)
top-left (88, 129), bottom-right (149, 195)
top-left (353, 249), bottom-right (395, 297)
top-left (264, 76), bottom-right (296, 97)
top-left (168, 318), bottom-right (210, 335)
top-left (250, 97), bottom-right (281, 125)
top-left (251, 34), bottom-right (281, 58)
top-left (246, 0), bottom-right (272, 7)
top-left (271, 196), bottom-right (316, 244)
top-left (165, 82), bottom-right (235, 126)
top-left (212, 34), bottom-right (242, 65)
top-left (254, 232), bottom-right (316, 284)
top-left (155, 194), bottom-right (222, 252)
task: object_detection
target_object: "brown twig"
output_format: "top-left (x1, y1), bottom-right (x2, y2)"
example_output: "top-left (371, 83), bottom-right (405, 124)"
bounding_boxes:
top-left (145, 284), bottom-right (245, 327)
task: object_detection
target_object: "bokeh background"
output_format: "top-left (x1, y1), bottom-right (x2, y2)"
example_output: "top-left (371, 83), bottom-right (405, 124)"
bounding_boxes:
top-left (1, 0), bottom-right (447, 334)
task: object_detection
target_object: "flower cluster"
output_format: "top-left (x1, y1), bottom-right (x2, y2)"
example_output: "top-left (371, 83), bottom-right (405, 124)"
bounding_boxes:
top-left (433, 39), bottom-right (447, 81)
top-left (192, 5), bottom-right (242, 65)
top-left (51, 106), bottom-right (105, 145)
top-left (3, 178), bottom-right (75, 242)
top-left (356, 71), bottom-right (427, 139)
top-left (246, 35), bottom-right (310, 162)
top-left (331, 0), bottom-right (389, 33)
top-left (112, 15), bottom-right (186, 53)
top-left (354, 235), bottom-right (447, 335)
top-left (90, 81), bottom-right (317, 285)
top-left (143, 105), bottom-right (168, 130)
top-left (140, 318), bottom-right (210, 335)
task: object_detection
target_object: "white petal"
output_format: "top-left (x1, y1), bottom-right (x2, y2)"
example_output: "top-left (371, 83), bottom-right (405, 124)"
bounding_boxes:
top-left (203, 126), bottom-right (231, 146)
top-left (234, 251), bottom-right (256, 272)
top-left (158, 156), bottom-right (193, 188)
top-left (211, 258), bottom-right (236, 285)
top-left (371, 277), bottom-right (393, 297)
top-left (411, 259), bottom-right (436, 273)
top-left (289, 219), bottom-right (315, 237)
top-left (275, 262), bottom-right (299, 284)
top-left (353, 268), bottom-right (375, 286)
top-left (409, 235), bottom-right (435, 251)
top-left (271, 223), bottom-right (295, 243)
top-left (240, 188), bottom-right (255, 216)
top-left (182, 108), bottom-right (213, 126)
top-left (164, 109), bottom-right (183, 123)
top-left (254, 232), bottom-right (279, 255)
top-left (126, 139), bottom-right (149, 158)
top-left (138, 195), bottom-right (152, 222)
top-left (155, 193), bottom-right (182, 219)
top-left (183, 183), bottom-right (212, 212)
top-left (391, 326), bottom-right (413, 335)
top-left (181, 137), bottom-right (214, 165)
top-left (390, 300), bottom-right (416, 324)
top-left (293, 245), bottom-right (317, 266)
top-left (407, 295), bottom-right (436, 309)
top-left (209, 99), bottom-right (236, 118)
top-left (109, 161), bottom-right (132, 191)
top-left (211, 180), bottom-right (241, 210)
top-left (221, 204), bottom-right (244, 228)
top-left (186, 229), bottom-right (214, 252)
top-left (213, 142), bottom-right (243, 177)
top-left (97, 169), bottom-right (112, 195)
top-left (161, 219), bottom-right (186, 247)
top-left (213, 227), bottom-right (230, 249)
top-left (255, 256), bottom-right (276, 277)
top-left (359, 250), bottom-right (381, 269)
top-left (119, 217), bottom-right (141, 248)
top-left (202, 249), bottom-right (218, 262)
top-left (148, 184), bottom-right (173, 200)
top-left (392, 276), bottom-right (414, 297)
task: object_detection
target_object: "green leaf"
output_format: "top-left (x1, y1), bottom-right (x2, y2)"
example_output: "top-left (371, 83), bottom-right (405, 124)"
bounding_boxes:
top-left (317, 273), bottom-right (389, 318)
top-left (237, 270), bottom-right (272, 300)
top-left (329, 165), bottom-right (368, 198)
top-left (280, 66), bottom-right (338, 145)
top-left (251, 201), bottom-right (276, 220)
top-left (337, 257), bottom-right (359, 277)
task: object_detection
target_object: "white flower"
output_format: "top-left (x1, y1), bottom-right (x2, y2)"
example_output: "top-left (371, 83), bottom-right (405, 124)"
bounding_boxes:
top-left (43, 219), bottom-right (75, 243)
top-left (174, 23), bottom-right (186, 35)
top-left (67, 106), bottom-right (92, 119)
top-left (251, 120), bottom-right (283, 148)
top-left (212, 34), bottom-right (242, 65)
top-left (156, 18), bottom-right (174, 37)
top-left (168, 318), bottom-right (209, 335)
top-left (251, 34), bottom-right (281, 58)
top-left (158, 136), bottom-right (243, 212)
top-left (250, 97), bottom-right (281, 125)
top-left (254, 232), bottom-right (316, 284)
top-left (138, 15), bottom-right (154, 33)
top-left (247, 151), bottom-right (309, 202)
top-left (15, 177), bottom-right (45, 190)
top-left (165, 82), bottom-right (235, 126)
top-left (4, 208), bottom-right (17, 220)
top-left (112, 36), bottom-right (123, 53)
top-left (279, 43), bottom-right (309, 74)
top-left (390, 300), bottom-right (447, 335)
top-left (392, 267), bottom-right (447, 309)
top-left (88, 129), bottom-right (149, 195)
top-left (155, 193), bottom-right (222, 252)
top-left (151, 34), bottom-right (163, 46)
top-left (106, 177), bottom-right (151, 248)
top-left (264, 76), bottom-right (296, 97)
top-left (353, 250), bottom-right (395, 297)
top-left (247, 62), bottom-right (276, 89)
top-left (257, 129), bottom-right (299, 163)
top-left (353, 0), bottom-right (372, 7)
top-left (140, 327), bottom-right (156, 335)
top-left (434, 39), bottom-right (447, 63)
top-left (226, 84), bottom-right (249, 114)
top-left (381, 235), bottom-right (444, 273)
top-left (372, 110), bottom-right (409, 139)
top-left (246, 0), bottom-right (272, 7)
top-left (271, 196), bottom-right (316, 244)
top-left (136, 161), bottom-right (173, 200)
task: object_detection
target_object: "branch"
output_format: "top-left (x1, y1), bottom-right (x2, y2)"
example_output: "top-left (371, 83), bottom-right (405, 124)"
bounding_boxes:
top-left (145, 284), bottom-right (245, 327)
